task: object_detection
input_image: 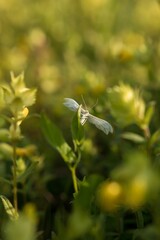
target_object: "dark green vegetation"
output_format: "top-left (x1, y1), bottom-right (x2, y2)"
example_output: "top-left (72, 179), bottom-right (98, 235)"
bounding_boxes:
top-left (0, 0), bottom-right (160, 239)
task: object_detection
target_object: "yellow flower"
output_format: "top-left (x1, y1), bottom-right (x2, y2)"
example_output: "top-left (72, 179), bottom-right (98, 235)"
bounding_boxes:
top-left (23, 203), bottom-right (38, 225)
top-left (97, 181), bottom-right (122, 211)
top-left (124, 175), bottom-right (148, 209)
top-left (16, 158), bottom-right (26, 176)
top-left (2, 72), bottom-right (36, 115)
top-left (107, 83), bottom-right (145, 127)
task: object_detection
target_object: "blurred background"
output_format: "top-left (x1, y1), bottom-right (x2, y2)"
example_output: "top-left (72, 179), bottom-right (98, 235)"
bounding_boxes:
top-left (0, 0), bottom-right (160, 238)
top-left (1, 0), bottom-right (160, 103)
top-left (1, 0), bottom-right (160, 140)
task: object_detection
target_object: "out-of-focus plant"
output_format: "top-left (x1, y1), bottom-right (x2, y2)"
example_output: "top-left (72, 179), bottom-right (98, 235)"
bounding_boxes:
top-left (107, 83), bottom-right (155, 139)
top-left (97, 151), bottom-right (159, 212)
top-left (41, 105), bottom-right (85, 194)
top-left (96, 81), bottom-right (160, 239)
top-left (0, 72), bottom-right (36, 219)
top-left (107, 83), bottom-right (146, 128)
top-left (108, 32), bottom-right (148, 62)
top-left (3, 213), bottom-right (37, 240)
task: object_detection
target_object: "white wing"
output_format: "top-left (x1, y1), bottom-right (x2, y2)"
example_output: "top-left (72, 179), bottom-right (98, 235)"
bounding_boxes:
top-left (63, 98), bottom-right (80, 112)
top-left (88, 114), bottom-right (113, 135)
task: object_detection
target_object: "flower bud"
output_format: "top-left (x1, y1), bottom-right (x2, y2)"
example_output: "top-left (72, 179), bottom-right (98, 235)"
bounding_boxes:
top-left (1, 72), bottom-right (36, 116)
top-left (107, 83), bottom-right (145, 127)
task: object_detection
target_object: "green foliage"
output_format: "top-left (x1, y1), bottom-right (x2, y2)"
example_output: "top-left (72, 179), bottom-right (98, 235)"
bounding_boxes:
top-left (0, 195), bottom-right (19, 220)
top-left (121, 132), bottom-right (146, 143)
top-left (0, 72), bottom-right (40, 237)
top-left (41, 113), bottom-right (76, 165)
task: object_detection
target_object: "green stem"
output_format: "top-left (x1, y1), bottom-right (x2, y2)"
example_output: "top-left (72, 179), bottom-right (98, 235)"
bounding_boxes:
top-left (12, 140), bottom-right (18, 212)
top-left (69, 145), bottom-right (81, 194)
top-left (70, 167), bottom-right (78, 194)
top-left (135, 211), bottom-right (144, 229)
top-left (11, 118), bottom-right (18, 212)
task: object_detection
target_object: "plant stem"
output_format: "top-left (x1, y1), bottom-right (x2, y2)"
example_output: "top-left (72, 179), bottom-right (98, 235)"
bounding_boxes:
top-left (70, 167), bottom-right (78, 194)
top-left (11, 117), bottom-right (19, 212)
top-left (135, 211), bottom-right (144, 229)
top-left (12, 140), bottom-right (18, 212)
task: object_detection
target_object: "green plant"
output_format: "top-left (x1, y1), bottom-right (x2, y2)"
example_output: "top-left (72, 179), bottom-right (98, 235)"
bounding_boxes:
top-left (0, 72), bottom-right (36, 219)
top-left (40, 83), bottom-right (160, 240)
top-left (41, 103), bottom-right (85, 194)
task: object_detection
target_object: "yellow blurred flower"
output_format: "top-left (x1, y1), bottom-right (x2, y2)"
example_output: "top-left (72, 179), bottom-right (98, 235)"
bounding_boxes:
top-left (85, 71), bottom-right (106, 95)
top-left (124, 175), bottom-right (148, 209)
top-left (27, 28), bottom-right (46, 48)
top-left (97, 181), bottom-right (122, 211)
top-left (16, 158), bottom-right (26, 176)
top-left (107, 83), bottom-right (145, 127)
top-left (109, 33), bottom-right (147, 61)
top-left (106, 151), bottom-right (160, 211)
top-left (39, 65), bottom-right (61, 94)
top-left (2, 72), bottom-right (36, 115)
top-left (23, 203), bottom-right (38, 225)
top-left (1, 72), bottom-right (36, 140)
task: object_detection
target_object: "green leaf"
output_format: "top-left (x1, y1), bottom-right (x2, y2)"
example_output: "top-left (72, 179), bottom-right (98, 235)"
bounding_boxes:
top-left (149, 129), bottom-right (160, 148)
top-left (0, 195), bottom-right (19, 220)
top-left (41, 113), bottom-right (66, 147)
top-left (143, 101), bottom-right (155, 126)
top-left (71, 105), bottom-right (84, 147)
top-left (41, 113), bottom-right (76, 165)
top-left (121, 132), bottom-right (145, 143)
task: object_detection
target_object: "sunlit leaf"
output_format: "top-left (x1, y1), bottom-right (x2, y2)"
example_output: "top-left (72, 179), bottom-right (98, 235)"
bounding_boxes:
top-left (121, 132), bottom-right (145, 143)
top-left (0, 195), bottom-right (19, 220)
top-left (21, 88), bottom-right (37, 107)
top-left (1, 86), bottom-right (13, 104)
top-left (143, 101), bottom-right (155, 126)
top-left (149, 129), bottom-right (160, 148)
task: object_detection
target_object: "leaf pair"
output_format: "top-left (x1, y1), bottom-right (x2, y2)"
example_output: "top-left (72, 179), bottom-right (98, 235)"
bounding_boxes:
top-left (41, 108), bottom-right (84, 166)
